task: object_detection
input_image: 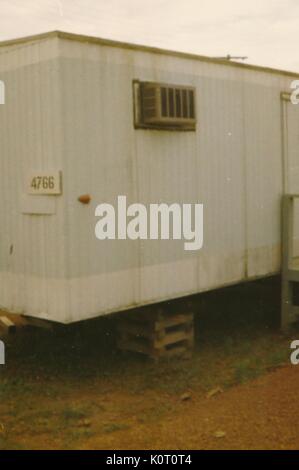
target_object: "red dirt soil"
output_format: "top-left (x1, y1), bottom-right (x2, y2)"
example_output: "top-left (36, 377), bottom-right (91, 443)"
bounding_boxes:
top-left (79, 365), bottom-right (299, 450)
top-left (3, 364), bottom-right (298, 450)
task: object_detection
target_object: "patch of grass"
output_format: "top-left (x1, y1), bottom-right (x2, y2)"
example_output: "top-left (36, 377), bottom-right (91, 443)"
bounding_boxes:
top-left (60, 406), bottom-right (90, 422)
top-left (233, 359), bottom-right (263, 384)
top-left (222, 336), bottom-right (235, 355)
top-left (266, 349), bottom-right (289, 367)
top-left (0, 377), bottom-right (35, 396)
top-left (102, 423), bottom-right (130, 433)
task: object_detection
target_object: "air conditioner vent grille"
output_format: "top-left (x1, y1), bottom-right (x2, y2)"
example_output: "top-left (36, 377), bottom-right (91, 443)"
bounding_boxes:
top-left (134, 80), bottom-right (196, 131)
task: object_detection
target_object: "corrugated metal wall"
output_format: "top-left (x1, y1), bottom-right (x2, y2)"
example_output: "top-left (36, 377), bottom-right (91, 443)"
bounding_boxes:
top-left (0, 37), bottom-right (69, 320)
top-left (0, 34), bottom-right (297, 322)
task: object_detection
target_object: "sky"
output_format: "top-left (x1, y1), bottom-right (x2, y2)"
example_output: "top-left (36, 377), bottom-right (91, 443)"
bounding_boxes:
top-left (0, 0), bottom-right (298, 72)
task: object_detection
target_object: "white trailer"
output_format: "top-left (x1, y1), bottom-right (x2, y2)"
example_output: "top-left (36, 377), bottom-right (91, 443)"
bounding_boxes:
top-left (0, 31), bottom-right (299, 324)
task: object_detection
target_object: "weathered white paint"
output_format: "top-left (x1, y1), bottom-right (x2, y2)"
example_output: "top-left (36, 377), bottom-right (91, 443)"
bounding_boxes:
top-left (0, 31), bottom-right (299, 323)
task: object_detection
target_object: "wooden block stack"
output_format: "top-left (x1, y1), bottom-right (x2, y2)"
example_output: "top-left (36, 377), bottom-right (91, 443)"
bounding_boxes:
top-left (0, 311), bottom-right (52, 338)
top-left (117, 308), bottom-right (194, 359)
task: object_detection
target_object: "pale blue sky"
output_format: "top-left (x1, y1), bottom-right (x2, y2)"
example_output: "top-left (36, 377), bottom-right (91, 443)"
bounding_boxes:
top-left (1, 0), bottom-right (298, 72)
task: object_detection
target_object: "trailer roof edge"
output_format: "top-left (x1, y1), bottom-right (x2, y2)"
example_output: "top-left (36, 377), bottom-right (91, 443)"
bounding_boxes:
top-left (0, 29), bottom-right (299, 79)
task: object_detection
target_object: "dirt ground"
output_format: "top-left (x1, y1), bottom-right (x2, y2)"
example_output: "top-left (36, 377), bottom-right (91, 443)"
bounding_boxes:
top-left (1, 277), bottom-right (299, 450)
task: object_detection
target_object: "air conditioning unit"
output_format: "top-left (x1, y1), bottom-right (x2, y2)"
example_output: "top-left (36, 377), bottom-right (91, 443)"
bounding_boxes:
top-left (133, 80), bottom-right (196, 130)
